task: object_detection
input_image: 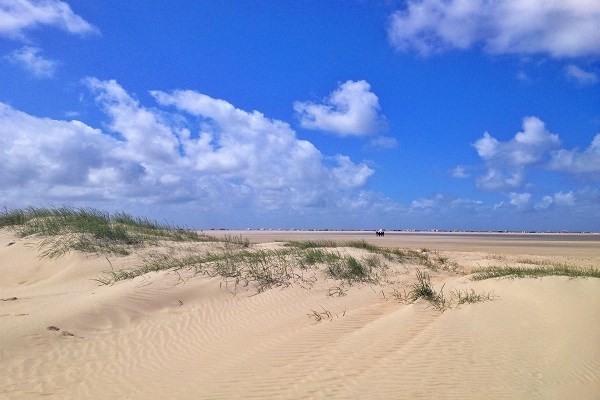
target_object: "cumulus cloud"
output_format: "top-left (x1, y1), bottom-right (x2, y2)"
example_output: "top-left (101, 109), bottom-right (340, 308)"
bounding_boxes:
top-left (534, 191), bottom-right (576, 209)
top-left (508, 192), bottom-right (531, 208)
top-left (469, 117), bottom-right (600, 190)
top-left (0, 78), bottom-right (375, 216)
top-left (565, 65), bottom-right (599, 84)
top-left (553, 191), bottom-right (576, 207)
top-left (150, 87), bottom-right (374, 197)
top-left (388, 0), bottom-right (600, 57)
top-left (476, 168), bottom-right (524, 191)
top-left (8, 46), bottom-right (56, 78)
top-left (548, 134), bottom-right (600, 177)
top-left (0, 0), bottom-right (98, 38)
top-left (293, 80), bottom-right (386, 137)
top-left (472, 116), bottom-right (560, 191)
top-left (86, 78), bottom-right (181, 165)
top-left (0, 101), bottom-right (134, 201)
top-left (474, 117), bottom-right (560, 166)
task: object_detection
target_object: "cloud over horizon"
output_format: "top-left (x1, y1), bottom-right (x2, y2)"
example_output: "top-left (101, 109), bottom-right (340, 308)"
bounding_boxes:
top-left (0, 78), bottom-right (375, 219)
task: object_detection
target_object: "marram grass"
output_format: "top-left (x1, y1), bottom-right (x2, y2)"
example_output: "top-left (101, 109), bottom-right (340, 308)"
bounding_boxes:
top-left (0, 206), bottom-right (211, 256)
top-left (472, 266), bottom-right (600, 280)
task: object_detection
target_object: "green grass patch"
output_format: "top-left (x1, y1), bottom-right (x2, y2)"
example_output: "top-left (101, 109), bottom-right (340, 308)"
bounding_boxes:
top-left (300, 248), bottom-right (340, 266)
top-left (471, 266), bottom-right (600, 280)
top-left (284, 239), bottom-right (436, 269)
top-left (451, 289), bottom-right (496, 305)
top-left (326, 255), bottom-right (374, 282)
top-left (284, 240), bottom-right (339, 249)
top-left (343, 240), bottom-right (381, 252)
top-left (392, 270), bottom-right (494, 311)
top-left (0, 206), bottom-right (212, 257)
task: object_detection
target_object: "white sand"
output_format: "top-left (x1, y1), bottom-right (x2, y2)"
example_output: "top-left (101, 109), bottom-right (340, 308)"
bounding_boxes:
top-left (1, 230), bottom-right (599, 399)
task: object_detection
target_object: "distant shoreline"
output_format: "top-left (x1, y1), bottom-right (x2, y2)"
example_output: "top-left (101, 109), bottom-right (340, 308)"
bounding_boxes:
top-left (203, 229), bottom-right (600, 239)
top-left (205, 229), bottom-right (600, 258)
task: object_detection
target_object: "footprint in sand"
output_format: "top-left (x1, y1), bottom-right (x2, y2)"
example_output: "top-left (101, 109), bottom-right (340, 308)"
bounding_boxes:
top-left (47, 325), bottom-right (82, 338)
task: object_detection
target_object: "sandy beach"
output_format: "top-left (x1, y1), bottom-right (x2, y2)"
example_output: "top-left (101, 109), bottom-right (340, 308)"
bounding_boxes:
top-left (1, 229), bottom-right (599, 399)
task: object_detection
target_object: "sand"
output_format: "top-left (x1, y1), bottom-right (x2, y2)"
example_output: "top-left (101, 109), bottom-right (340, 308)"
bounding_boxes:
top-left (1, 230), bottom-right (599, 399)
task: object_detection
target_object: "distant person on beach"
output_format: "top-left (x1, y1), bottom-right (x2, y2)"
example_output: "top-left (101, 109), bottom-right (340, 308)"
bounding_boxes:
top-left (376, 229), bottom-right (384, 237)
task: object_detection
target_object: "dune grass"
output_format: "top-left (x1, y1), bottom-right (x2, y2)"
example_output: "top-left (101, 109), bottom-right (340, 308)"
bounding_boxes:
top-left (0, 207), bottom-right (398, 288)
top-left (1, 207), bottom-right (502, 301)
top-left (97, 245), bottom-right (389, 290)
top-left (284, 240), bottom-right (339, 250)
top-left (392, 270), bottom-right (495, 311)
top-left (451, 288), bottom-right (496, 305)
top-left (472, 266), bottom-right (600, 280)
top-left (0, 206), bottom-right (213, 257)
top-left (286, 240), bottom-right (438, 268)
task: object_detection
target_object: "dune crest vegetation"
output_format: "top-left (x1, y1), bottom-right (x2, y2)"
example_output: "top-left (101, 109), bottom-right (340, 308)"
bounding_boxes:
top-left (2, 207), bottom-right (595, 305)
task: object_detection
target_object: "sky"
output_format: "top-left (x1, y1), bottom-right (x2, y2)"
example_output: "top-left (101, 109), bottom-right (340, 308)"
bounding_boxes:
top-left (0, 0), bottom-right (599, 231)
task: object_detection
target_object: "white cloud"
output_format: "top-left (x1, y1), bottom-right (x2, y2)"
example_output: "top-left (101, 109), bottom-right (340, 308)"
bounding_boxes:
top-left (0, 78), bottom-right (375, 216)
top-left (388, 0), bottom-right (600, 57)
top-left (0, 101), bottom-right (131, 196)
top-left (331, 155), bottom-right (374, 189)
top-left (553, 191), bottom-right (576, 207)
top-left (410, 194), bottom-right (445, 211)
top-left (86, 78), bottom-right (181, 165)
top-left (548, 134), bottom-right (600, 176)
top-left (150, 87), bottom-right (374, 197)
top-left (534, 191), bottom-right (576, 209)
top-left (565, 64), bottom-right (599, 84)
top-left (470, 117), bottom-right (600, 192)
top-left (508, 192), bottom-right (531, 208)
top-left (293, 80), bottom-right (386, 137)
top-left (476, 168), bottom-right (524, 191)
top-left (473, 117), bottom-right (560, 191)
top-left (474, 117), bottom-right (560, 166)
top-left (8, 46), bottom-right (56, 78)
top-left (0, 0), bottom-right (98, 38)
top-left (473, 132), bottom-right (499, 159)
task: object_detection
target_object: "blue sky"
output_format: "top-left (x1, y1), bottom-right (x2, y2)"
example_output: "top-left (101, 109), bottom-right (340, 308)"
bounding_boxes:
top-left (1, 0), bottom-right (599, 231)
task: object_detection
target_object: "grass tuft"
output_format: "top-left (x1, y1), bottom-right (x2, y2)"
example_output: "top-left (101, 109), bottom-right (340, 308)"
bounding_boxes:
top-left (451, 289), bottom-right (496, 305)
top-left (392, 270), bottom-right (494, 311)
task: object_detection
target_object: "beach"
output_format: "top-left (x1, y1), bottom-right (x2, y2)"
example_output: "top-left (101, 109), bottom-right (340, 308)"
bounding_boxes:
top-left (1, 229), bottom-right (599, 399)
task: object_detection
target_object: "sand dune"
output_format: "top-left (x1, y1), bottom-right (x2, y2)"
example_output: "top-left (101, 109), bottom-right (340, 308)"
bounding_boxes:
top-left (1, 230), bottom-right (599, 399)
